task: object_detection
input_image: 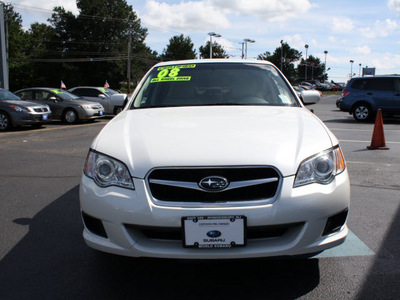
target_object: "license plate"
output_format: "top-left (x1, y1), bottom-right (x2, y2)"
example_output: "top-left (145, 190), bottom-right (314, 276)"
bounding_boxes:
top-left (182, 216), bottom-right (246, 248)
top-left (99, 111), bottom-right (104, 116)
top-left (42, 114), bottom-right (48, 120)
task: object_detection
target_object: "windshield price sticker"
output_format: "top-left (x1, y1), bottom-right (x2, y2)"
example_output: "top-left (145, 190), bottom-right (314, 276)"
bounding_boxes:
top-left (151, 64), bottom-right (196, 83)
top-left (182, 216), bottom-right (246, 248)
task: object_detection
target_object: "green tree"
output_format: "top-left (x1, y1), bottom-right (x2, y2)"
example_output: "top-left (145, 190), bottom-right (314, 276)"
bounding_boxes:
top-left (161, 34), bottom-right (196, 61)
top-left (257, 42), bottom-right (301, 83)
top-left (4, 4), bottom-right (30, 90)
top-left (199, 41), bottom-right (228, 59)
top-left (297, 55), bottom-right (325, 82)
top-left (46, 0), bottom-right (157, 89)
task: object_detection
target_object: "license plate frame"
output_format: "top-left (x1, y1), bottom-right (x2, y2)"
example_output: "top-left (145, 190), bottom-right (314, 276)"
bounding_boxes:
top-left (182, 215), bottom-right (247, 249)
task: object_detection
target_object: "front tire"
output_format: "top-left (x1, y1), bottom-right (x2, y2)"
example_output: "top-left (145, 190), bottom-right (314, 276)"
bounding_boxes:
top-left (63, 109), bottom-right (78, 124)
top-left (0, 111), bottom-right (11, 131)
top-left (353, 103), bottom-right (372, 122)
top-left (114, 106), bottom-right (123, 115)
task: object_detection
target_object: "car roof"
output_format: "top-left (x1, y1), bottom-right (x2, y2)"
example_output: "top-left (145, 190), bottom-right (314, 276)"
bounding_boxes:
top-left (16, 87), bottom-right (65, 91)
top-left (152, 59), bottom-right (275, 68)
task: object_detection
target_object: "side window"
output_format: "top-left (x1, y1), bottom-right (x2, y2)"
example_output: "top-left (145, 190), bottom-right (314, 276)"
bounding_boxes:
top-left (351, 79), bottom-right (368, 90)
top-left (17, 91), bottom-right (33, 100)
top-left (394, 79), bottom-right (400, 91)
top-left (34, 91), bottom-right (55, 101)
top-left (87, 89), bottom-right (101, 97)
top-left (366, 78), bottom-right (395, 91)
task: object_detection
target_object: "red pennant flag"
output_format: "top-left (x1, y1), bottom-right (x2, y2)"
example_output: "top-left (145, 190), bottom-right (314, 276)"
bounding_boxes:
top-left (104, 80), bottom-right (110, 88)
top-left (61, 80), bottom-right (66, 89)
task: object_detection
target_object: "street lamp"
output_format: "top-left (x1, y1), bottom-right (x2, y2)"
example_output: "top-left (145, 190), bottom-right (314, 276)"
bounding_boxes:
top-left (280, 40), bottom-right (284, 71)
top-left (324, 50), bottom-right (328, 79)
top-left (350, 60), bottom-right (354, 79)
top-left (304, 44), bottom-right (309, 81)
top-left (239, 42), bottom-right (245, 59)
top-left (208, 32), bottom-right (221, 59)
top-left (243, 38), bottom-right (255, 59)
top-left (359, 63), bottom-right (362, 77)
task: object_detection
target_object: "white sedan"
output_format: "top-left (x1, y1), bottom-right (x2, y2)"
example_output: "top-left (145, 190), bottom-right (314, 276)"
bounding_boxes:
top-left (80, 59), bottom-right (350, 259)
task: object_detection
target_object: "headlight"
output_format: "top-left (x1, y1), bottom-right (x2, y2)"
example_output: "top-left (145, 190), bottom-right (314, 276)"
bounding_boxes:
top-left (80, 105), bottom-right (91, 109)
top-left (294, 146), bottom-right (346, 187)
top-left (10, 105), bottom-right (30, 112)
top-left (83, 150), bottom-right (134, 189)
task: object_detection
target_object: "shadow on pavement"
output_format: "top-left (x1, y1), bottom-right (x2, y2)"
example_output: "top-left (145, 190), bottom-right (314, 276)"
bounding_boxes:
top-left (0, 186), bottom-right (321, 300)
top-left (357, 204), bottom-right (400, 299)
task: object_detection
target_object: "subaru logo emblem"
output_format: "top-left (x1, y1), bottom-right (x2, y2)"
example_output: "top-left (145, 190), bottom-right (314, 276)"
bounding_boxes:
top-left (207, 230), bottom-right (222, 238)
top-left (199, 176), bottom-right (229, 191)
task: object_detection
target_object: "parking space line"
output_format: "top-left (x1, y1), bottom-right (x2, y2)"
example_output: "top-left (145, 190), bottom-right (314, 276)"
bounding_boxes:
top-left (339, 139), bottom-right (400, 144)
top-left (315, 230), bottom-right (374, 258)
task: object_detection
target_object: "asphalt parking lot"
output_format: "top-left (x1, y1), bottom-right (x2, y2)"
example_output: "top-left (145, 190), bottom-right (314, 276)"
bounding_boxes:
top-left (0, 96), bottom-right (399, 299)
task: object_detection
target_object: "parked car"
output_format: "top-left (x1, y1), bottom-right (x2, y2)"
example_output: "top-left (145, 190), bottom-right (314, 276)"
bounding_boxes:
top-left (15, 88), bottom-right (104, 124)
top-left (69, 87), bottom-right (127, 115)
top-left (0, 89), bottom-right (51, 131)
top-left (80, 59), bottom-right (350, 259)
top-left (293, 85), bottom-right (322, 104)
top-left (338, 76), bottom-right (400, 121)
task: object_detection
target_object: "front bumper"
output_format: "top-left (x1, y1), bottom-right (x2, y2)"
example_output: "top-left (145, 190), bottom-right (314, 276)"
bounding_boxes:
top-left (11, 111), bottom-right (52, 126)
top-left (79, 171), bottom-right (350, 259)
top-left (78, 108), bottom-right (104, 120)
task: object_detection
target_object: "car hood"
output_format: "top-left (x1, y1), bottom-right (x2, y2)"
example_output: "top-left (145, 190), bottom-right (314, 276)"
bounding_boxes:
top-left (66, 98), bottom-right (102, 106)
top-left (92, 106), bottom-right (337, 178)
top-left (0, 99), bottom-right (48, 108)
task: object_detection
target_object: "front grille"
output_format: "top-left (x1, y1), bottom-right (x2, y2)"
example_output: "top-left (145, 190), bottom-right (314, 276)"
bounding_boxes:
top-left (34, 107), bottom-right (48, 112)
top-left (147, 167), bottom-right (281, 204)
top-left (91, 105), bottom-right (102, 109)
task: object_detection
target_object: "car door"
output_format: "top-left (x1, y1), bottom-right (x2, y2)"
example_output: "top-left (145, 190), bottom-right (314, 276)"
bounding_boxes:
top-left (367, 78), bottom-right (398, 113)
top-left (36, 90), bottom-right (64, 120)
top-left (75, 88), bottom-right (110, 113)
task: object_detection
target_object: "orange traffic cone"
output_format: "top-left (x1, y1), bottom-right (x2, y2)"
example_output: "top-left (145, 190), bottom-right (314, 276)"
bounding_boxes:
top-left (367, 109), bottom-right (389, 150)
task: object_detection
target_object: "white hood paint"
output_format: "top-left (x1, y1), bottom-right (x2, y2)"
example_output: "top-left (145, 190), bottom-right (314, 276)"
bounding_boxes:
top-left (93, 106), bottom-right (336, 178)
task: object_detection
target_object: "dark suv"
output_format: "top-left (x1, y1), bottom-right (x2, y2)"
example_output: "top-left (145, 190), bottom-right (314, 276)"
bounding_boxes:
top-left (337, 76), bottom-right (400, 121)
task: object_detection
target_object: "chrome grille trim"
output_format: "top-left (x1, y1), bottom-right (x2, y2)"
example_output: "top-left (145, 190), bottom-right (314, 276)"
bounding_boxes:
top-left (149, 177), bottom-right (279, 192)
top-left (146, 166), bottom-right (282, 208)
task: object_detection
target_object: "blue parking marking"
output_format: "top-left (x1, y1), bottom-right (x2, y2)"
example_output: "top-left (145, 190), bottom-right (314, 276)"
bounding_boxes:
top-left (315, 230), bottom-right (374, 258)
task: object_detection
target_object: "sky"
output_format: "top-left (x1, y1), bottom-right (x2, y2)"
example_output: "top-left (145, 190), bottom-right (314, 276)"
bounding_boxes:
top-left (6, 0), bottom-right (400, 83)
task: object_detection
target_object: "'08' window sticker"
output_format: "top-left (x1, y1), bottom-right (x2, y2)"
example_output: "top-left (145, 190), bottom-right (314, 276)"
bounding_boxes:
top-left (150, 64), bottom-right (196, 83)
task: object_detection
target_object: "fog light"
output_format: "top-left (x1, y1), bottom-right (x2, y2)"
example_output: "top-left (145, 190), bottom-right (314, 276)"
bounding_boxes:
top-left (323, 209), bottom-right (348, 236)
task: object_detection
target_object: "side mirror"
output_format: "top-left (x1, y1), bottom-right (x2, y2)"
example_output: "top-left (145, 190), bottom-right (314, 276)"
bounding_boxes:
top-left (98, 94), bottom-right (106, 99)
top-left (48, 96), bottom-right (57, 102)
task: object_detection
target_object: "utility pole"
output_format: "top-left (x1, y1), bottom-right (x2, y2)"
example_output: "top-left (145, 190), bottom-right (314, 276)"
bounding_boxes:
top-left (0, 2), bottom-right (9, 90)
top-left (127, 22), bottom-right (132, 94)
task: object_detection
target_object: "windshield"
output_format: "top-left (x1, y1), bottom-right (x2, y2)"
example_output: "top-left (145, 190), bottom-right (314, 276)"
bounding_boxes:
top-left (0, 90), bottom-right (21, 101)
top-left (132, 63), bottom-right (299, 108)
top-left (50, 89), bottom-right (81, 100)
top-left (99, 88), bottom-right (118, 96)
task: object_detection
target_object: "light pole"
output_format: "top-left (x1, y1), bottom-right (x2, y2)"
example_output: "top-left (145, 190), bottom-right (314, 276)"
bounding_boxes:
top-left (359, 63), bottom-right (362, 77)
top-left (208, 32), bottom-right (221, 59)
top-left (243, 38), bottom-right (255, 59)
top-left (239, 42), bottom-right (245, 59)
top-left (350, 60), bottom-right (354, 79)
top-left (304, 44), bottom-right (309, 81)
top-left (280, 40), bottom-right (283, 71)
top-left (324, 50), bottom-right (328, 80)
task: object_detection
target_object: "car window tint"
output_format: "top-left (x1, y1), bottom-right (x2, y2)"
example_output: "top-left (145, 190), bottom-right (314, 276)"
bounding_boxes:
top-left (394, 79), bottom-right (400, 91)
top-left (75, 88), bottom-right (99, 97)
top-left (16, 91), bottom-right (33, 100)
top-left (351, 79), bottom-right (368, 90)
top-left (366, 78), bottom-right (396, 91)
top-left (132, 63), bottom-right (298, 108)
top-left (0, 90), bottom-right (20, 100)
